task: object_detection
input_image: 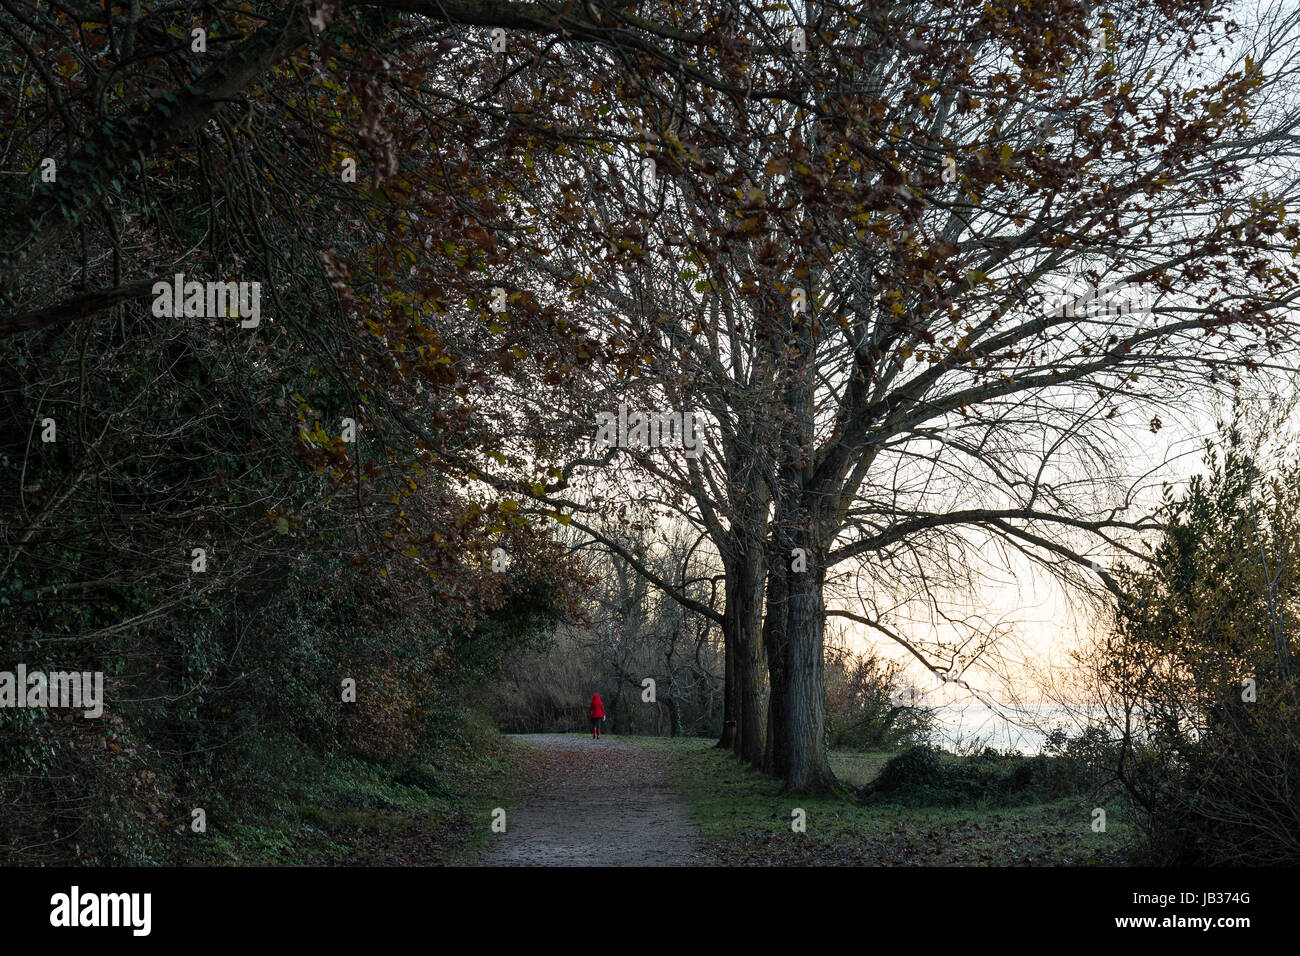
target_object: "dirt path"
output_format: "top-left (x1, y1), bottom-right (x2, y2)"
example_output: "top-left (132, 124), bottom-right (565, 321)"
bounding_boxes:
top-left (477, 734), bottom-right (704, 867)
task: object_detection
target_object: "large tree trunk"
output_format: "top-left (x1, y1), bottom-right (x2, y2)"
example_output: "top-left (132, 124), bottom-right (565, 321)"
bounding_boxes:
top-left (762, 560), bottom-right (790, 778)
top-left (720, 554), bottom-right (768, 765)
top-left (784, 554), bottom-right (837, 793)
top-left (717, 617), bottom-right (736, 749)
top-left (733, 546), bottom-right (768, 768)
top-left (771, 281), bottom-right (837, 793)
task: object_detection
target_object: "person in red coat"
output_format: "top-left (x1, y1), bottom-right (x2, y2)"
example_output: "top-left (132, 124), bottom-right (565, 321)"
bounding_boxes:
top-left (589, 692), bottom-right (605, 739)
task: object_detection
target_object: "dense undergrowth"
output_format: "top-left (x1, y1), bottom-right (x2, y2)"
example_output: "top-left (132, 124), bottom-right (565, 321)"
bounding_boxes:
top-left (192, 709), bottom-right (536, 865)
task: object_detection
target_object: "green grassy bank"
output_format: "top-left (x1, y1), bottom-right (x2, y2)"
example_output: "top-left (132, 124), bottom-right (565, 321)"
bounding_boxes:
top-left (645, 737), bottom-right (1134, 866)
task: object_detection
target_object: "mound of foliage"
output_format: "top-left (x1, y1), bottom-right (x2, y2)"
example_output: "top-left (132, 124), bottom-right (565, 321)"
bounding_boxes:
top-left (858, 743), bottom-right (1097, 808)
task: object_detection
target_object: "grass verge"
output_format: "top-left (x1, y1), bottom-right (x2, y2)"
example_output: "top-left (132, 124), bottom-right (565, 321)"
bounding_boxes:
top-left (644, 737), bottom-right (1135, 866)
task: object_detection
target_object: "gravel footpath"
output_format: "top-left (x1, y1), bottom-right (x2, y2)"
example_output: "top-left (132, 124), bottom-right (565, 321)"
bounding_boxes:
top-left (476, 734), bottom-right (704, 867)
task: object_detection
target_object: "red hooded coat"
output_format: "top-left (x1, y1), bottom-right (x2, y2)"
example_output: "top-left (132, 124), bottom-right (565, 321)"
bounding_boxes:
top-left (589, 693), bottom-right (605, 719)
